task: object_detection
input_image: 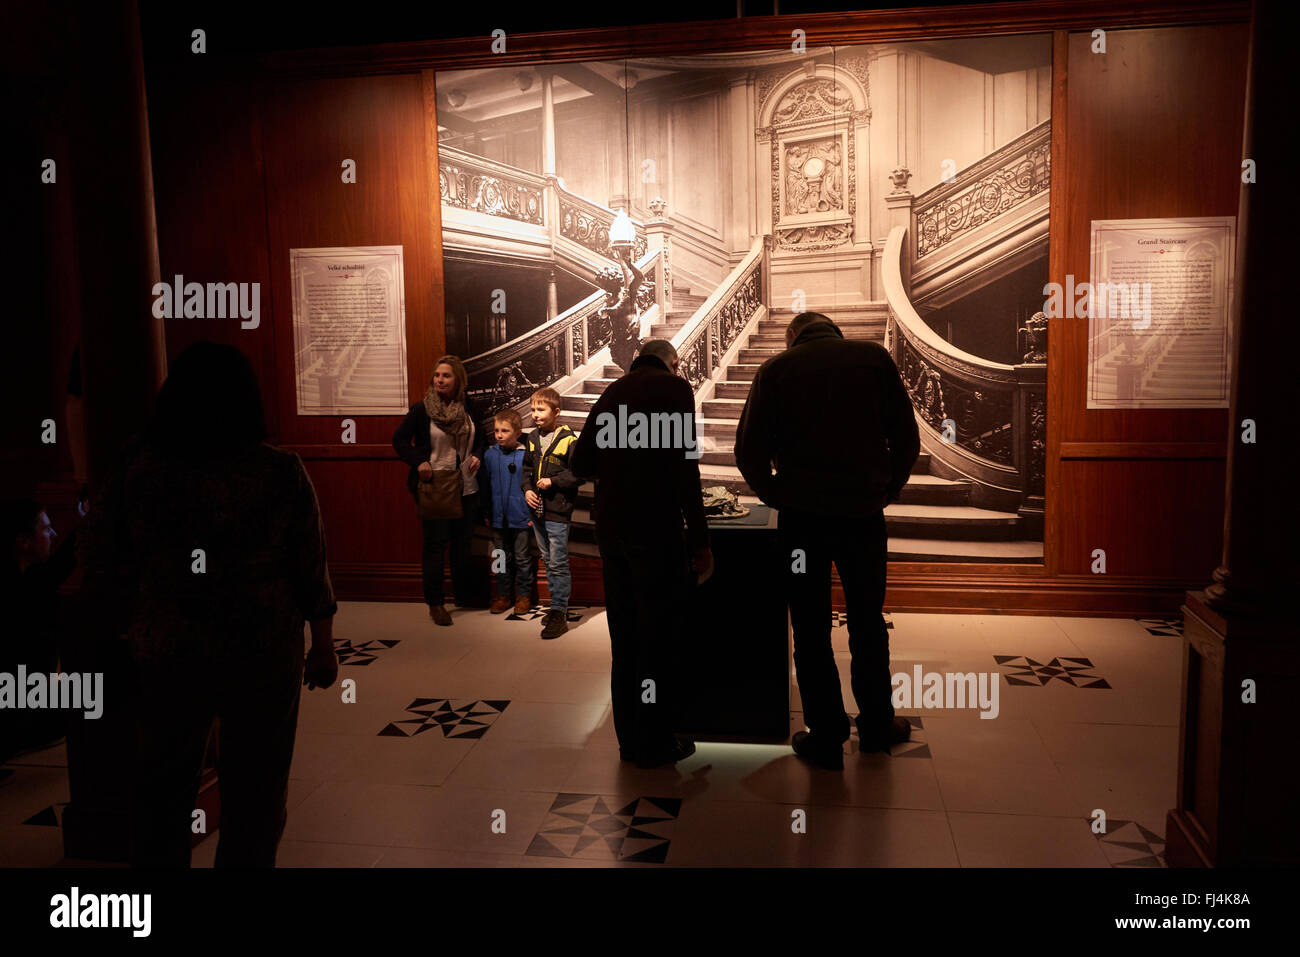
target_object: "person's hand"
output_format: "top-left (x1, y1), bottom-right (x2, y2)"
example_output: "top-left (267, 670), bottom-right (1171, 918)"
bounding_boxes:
top-left (304, 645), bottom-right (338, 690)
top-left (536, 477), bottom-right (552, 490)
top-left (692, 546), bottom-right (714, 585)
top-left (418, 462), bottom-right (434, 481)
top-left (525, 490), bottom-right (541, 509)
top-left (467, 455), bottom-right (481, 475)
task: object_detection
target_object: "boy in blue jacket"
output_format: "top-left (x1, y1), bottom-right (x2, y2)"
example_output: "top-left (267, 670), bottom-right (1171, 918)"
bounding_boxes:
top-left (480, 409), bottom-right (535, 615)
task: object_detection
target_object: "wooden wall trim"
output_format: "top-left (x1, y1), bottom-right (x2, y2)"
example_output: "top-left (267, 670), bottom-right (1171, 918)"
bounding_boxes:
top-left (255, 1), bottom-right (1250, 77)
top-left (1060, 442), bottom-right (1228, 459)
top-left (1044, 28), bottom-right (1070, 581)
top-left (284, 443), bottom-right (397, 460)
top-left (329, 559), bottom-right (1202, 616)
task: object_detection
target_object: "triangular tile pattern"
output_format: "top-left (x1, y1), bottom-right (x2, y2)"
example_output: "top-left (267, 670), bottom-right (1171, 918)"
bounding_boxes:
top-left (333, 637), bottom-right (401, 666)
top-left (1092, 818), bottom-right (1167, 867)
top-left (994, 655), bottom-right (1111, 688)
top-left (23, 802), bottom-right (68, 827)
top-left (850, 714), bottom-right (929, 758)
top-left (506, 604), bottom-right (588, 623)
top-left (1136, 618), bottom-right (1183, 638)
top-left (526, 793), bottom-right (681, 863)
top-left (377, 698), bottom-right (510, 739)
top-left (831, 611), bottom-right (893, 630)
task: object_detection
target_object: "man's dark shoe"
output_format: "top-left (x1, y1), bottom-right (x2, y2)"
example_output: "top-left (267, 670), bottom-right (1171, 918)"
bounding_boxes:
top-left (429, 605), bottom-right (452, 626)
top-left (858, 716), bottom-right (912, 754)
top-left (540, 610), bottom-right (568, 639)
top-left (792, 730), bottom-right (845, 770)
top-left (635, 737), bottom-right (696, 769)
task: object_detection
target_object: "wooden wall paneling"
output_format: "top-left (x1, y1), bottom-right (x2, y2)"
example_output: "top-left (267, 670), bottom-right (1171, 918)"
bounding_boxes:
top-left (1045, 29), bottom-right (1070, 581)
top-left (259, 72), bottom-right (436, 448)
top-left (423, 69), bottom-right (448, 378)
top-left (1056, 458), bottom-right (1227, 577)
top-left (1059, 25), bottom-right (1248, 446)
top-left (256, 72), bottom-right (441, 593)
top-left (147, 66), bottom-right (280, 436)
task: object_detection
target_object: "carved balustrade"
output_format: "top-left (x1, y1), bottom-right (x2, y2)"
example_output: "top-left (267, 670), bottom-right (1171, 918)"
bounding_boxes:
top-left (883, 226), bottom-right (1046, 518)
top-left (672, 238), bottom-right (768, 391)
top-left (912, 120), bottom-right (1051, 260)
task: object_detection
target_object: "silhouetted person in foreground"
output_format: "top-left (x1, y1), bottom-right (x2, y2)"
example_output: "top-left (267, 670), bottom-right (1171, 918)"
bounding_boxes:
top-left (571, 339), bottom-right (712, 767)
top-left (1, 499), bottom-right (78, 771)
top-left (79, 342), bottom-right (338, 866)
top-left (735, 312), bottom-right (919, 770)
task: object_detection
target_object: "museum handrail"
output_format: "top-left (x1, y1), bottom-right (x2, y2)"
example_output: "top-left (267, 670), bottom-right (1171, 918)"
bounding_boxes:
top-left (438, 145), bottom-right (547, 225)
top-left (552, 180), bottom-right (649, 262)
top-left (882, 225), bottom-right (1046, 515)
top-left (462, 248), bottom-right (662, 415)
top-left (437, 145), bottom-right (649, 261)
top-left (671, 237), bottom-right (767, 391)
top-left (911, 120), bottom-right (1051, 261)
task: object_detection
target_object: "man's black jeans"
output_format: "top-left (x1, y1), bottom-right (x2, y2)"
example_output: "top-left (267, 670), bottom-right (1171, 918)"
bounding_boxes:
top-left (779, 507), bottom-right (894, 744)
top-left (598, 531), bottom-right (690, 759)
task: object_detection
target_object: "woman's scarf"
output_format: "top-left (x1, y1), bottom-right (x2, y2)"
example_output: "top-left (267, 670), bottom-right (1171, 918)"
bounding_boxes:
top-left (423, 385), bottom-right (469, 439)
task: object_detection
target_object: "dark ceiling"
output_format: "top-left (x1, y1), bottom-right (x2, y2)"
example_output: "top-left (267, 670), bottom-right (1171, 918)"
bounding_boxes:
top-left (137, 0), bottom-right (1038, 56)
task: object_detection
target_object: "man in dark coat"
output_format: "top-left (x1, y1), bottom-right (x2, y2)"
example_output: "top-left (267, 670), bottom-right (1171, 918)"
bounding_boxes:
top-left (570, 340), bottom-right (712, 767)
top-left (734, 312), bottom-right (920, 770)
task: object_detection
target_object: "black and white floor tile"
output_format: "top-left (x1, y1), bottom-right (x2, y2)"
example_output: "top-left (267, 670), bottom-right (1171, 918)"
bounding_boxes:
top-left (831, 611), bottom-right (893, 630)
top-left (850, 714), bottom-right (929, 758)
top-left (525, 793), bottom-right (681, 863)
top-left (333, 638), bottom-right (401, 665)
top-left (1093, 818), bottom-right (1167, 867)
top-left (506, 604), bottom-right (589, 623)
top-left (995, 655), bottom-right (1112, 688)
top-left (377, 698), bottom-right (510, 739)
top-left (1136, 618), bottom-right (1183, 638)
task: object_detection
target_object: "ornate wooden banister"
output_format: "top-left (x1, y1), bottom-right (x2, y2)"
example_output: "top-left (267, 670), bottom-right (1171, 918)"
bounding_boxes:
top-left (462, 249), bottom-right (662, 418)
top-left (671, 237), bottom-right (768, 391)
top-left (911, 120), bottom-right (1051, 261)
top-left (883, 225), bottom-right (1045, 524)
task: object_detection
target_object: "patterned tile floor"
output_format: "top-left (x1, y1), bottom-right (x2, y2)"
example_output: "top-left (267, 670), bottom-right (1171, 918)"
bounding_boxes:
top-left (1, 607), bottom-right (1188, 867)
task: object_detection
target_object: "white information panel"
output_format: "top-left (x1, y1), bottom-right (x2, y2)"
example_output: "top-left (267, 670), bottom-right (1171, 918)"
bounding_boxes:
top-left (1086, 217), bottom-right (1234, 409)
top-left (290, 245), bottom-right (409, 415)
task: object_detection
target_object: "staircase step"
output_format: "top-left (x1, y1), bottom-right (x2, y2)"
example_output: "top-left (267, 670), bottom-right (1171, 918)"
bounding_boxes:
top-left (701, 398), bottom-right (746, 420)
top-left (756, 317), bottom-right (885, 335)
top-left (602, 365), bottom-right (624, 378)
top-left (886, 537), bottom-right (1043, 563)
top-left (562, 394), bottom-right (598, 412)
top-left (558, 411), bottom-right (591, 430)
top-left (697, 417), bottom-right (749, 438)
top-left (738, 348), bottom-right (781, 363)
top-left (883, 504), bottom-right (1020, 541)
top-left (725, 364), bottom-right (762, 382)
top-left (582, 377), bottom-right (616, 394)
top-left (714, 381), bottom-right (753, 400)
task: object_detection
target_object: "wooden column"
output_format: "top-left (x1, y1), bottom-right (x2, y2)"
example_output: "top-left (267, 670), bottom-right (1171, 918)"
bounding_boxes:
top-left (1166, 0), bottom-right (1299, 868)
top-left (61, 0), bottom-right (165, 863)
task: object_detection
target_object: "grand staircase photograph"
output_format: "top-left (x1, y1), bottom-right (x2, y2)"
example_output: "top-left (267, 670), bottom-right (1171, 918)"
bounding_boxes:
top-left (436, 40), bottom-right (1054, 565)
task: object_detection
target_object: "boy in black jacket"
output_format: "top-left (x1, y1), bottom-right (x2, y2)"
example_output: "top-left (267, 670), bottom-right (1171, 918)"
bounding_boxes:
top-left (521, 387), bottom-right (580, 639)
